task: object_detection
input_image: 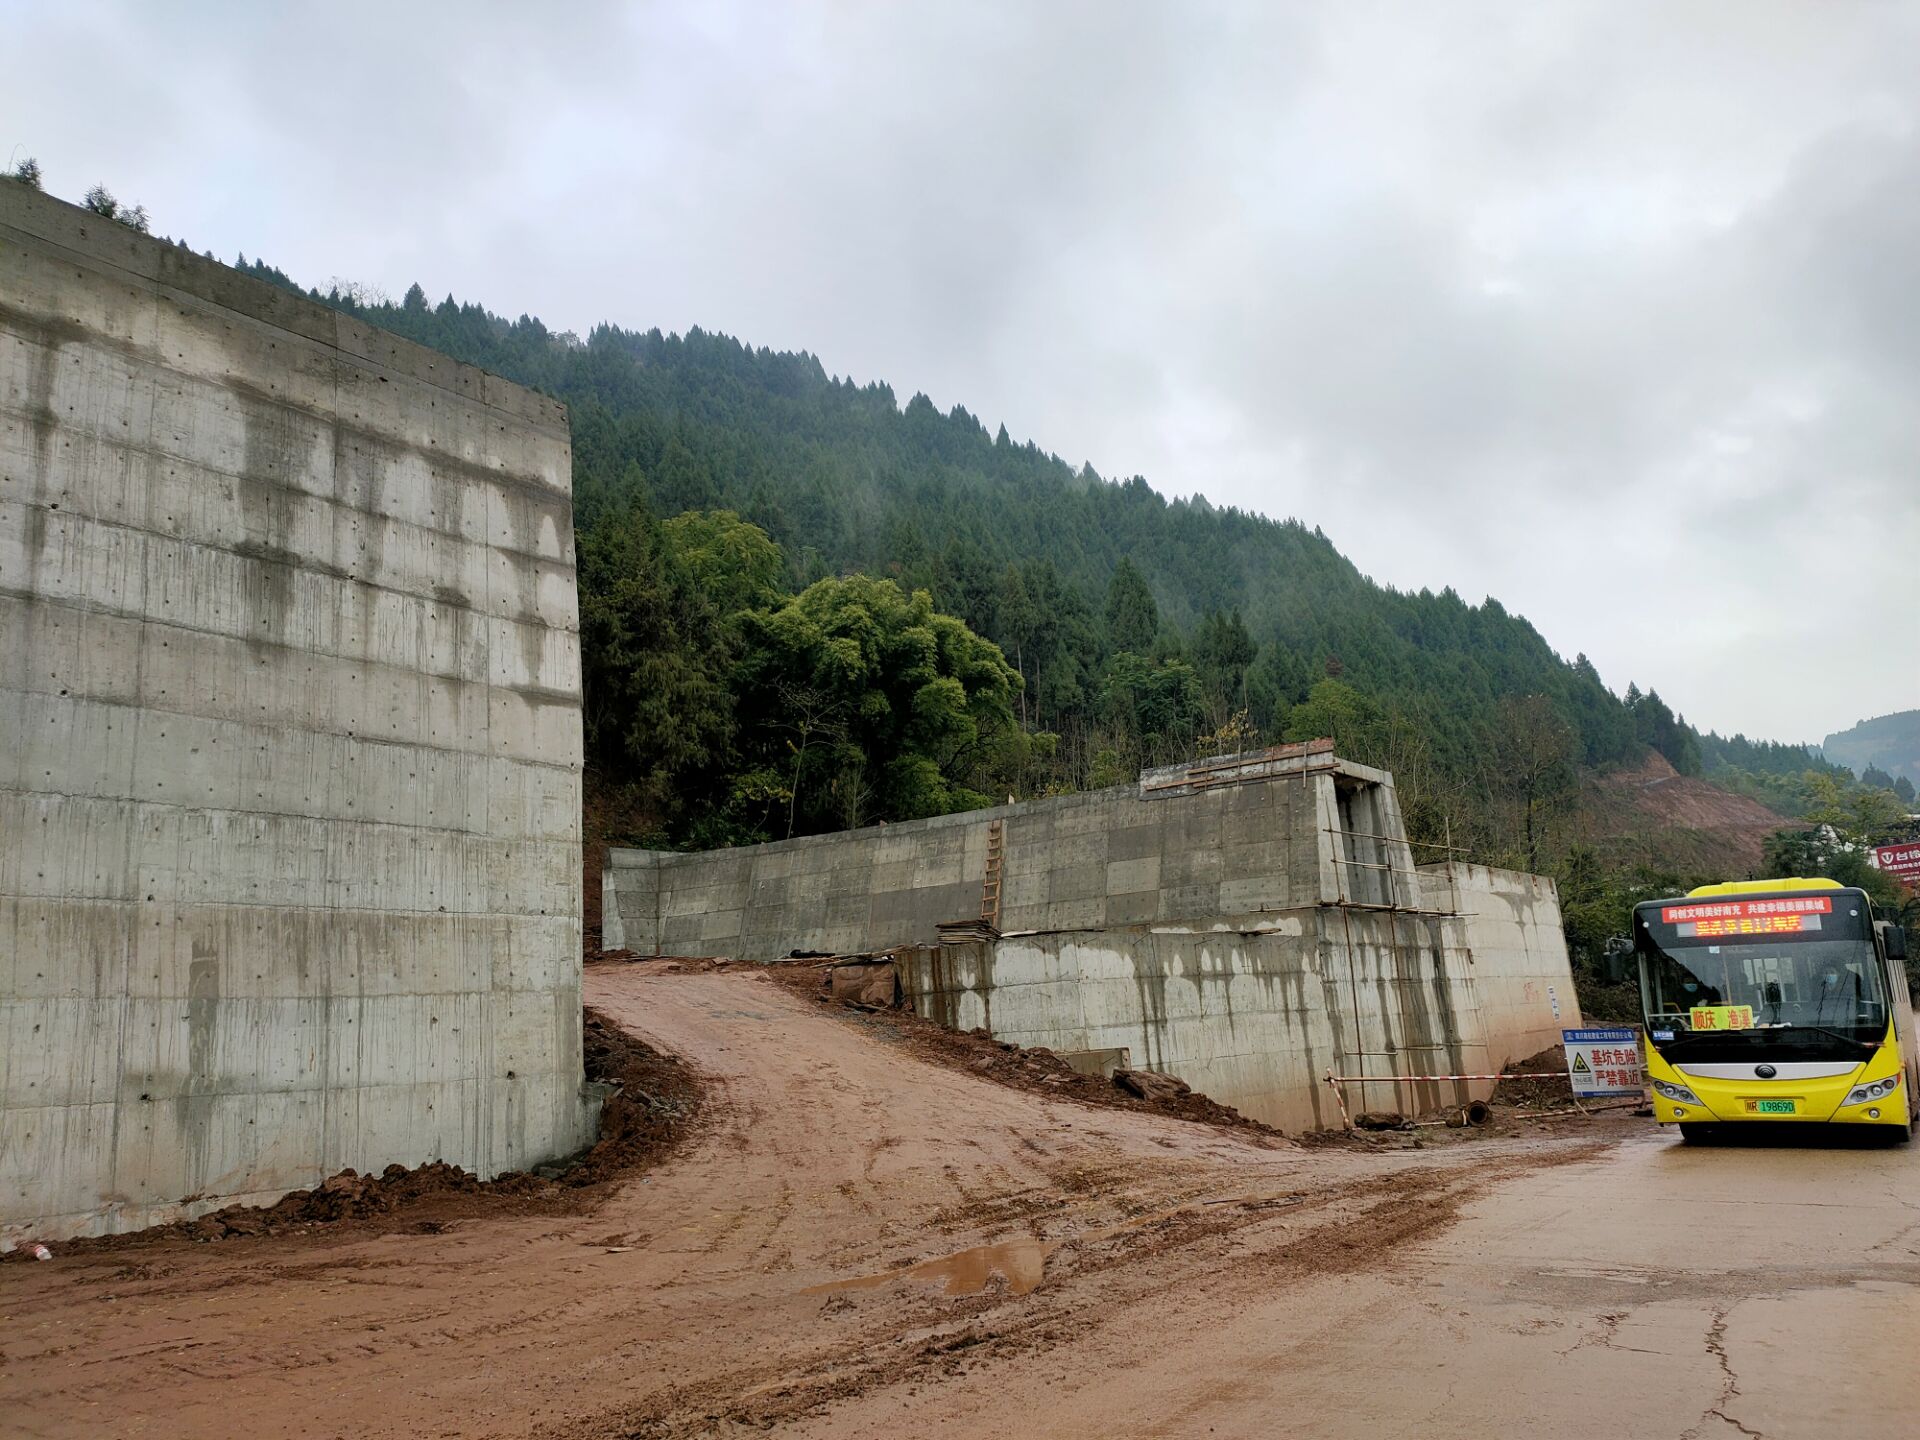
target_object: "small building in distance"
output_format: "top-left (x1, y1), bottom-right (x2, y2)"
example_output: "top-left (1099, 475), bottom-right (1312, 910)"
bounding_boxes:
top-left (606, 740), bottom-right (1579, 1131)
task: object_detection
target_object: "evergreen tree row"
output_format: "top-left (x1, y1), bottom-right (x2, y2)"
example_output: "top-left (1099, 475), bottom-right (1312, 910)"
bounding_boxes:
top-left (234, 265), bottom-right (1707, 784)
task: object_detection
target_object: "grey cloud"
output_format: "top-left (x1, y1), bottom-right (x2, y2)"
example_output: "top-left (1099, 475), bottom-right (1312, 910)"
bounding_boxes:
top-left (3, 0), bottom-right (1913, 738)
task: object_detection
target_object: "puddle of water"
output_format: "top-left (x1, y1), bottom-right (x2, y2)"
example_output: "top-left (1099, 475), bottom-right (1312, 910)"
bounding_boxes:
top-left (804, 1191), bottom-right (1301, 1301)
top-left (806, 1238), bottom-right (1053, 1298)
top-left (1539, 1267), bottom-right (1652, 1285)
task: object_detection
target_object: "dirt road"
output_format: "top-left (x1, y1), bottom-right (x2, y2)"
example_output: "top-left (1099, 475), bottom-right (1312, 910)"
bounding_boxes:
top-left (5, 966), bottom-right (1913, 1438)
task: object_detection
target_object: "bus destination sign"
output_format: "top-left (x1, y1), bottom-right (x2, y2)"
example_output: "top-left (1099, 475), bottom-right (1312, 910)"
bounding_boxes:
top-left (1660, 896), bottom-right (1830, 938)
top-left (1688, 1004), bottom-right (1754, 1031)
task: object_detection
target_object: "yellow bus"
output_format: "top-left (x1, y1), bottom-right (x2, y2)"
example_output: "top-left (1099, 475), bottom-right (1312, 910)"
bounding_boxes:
top-left (1635, 878), bottom-right (1916, 1143)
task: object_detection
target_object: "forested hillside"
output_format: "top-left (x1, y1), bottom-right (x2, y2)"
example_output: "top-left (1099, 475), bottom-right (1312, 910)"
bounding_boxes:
top-left (236, 269), bottom-right (1703, 770)
top-left (228, 261), bottom-right (1916, 952)
top-left (1823, 711), bottom-right (1920, 792)
top-left (1695, 730), bottom-right (1866, 816)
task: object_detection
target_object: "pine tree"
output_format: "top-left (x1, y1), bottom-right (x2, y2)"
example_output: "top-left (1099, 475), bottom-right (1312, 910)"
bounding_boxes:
top-left (1104, 558), bottom-right (1158, 655)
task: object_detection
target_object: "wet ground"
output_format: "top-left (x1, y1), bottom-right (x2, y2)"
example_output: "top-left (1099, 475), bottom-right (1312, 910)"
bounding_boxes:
top-left (4, 965), bottom-right (1912, 1438)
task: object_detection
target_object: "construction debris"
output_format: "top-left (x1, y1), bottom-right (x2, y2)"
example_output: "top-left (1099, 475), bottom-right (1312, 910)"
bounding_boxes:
top-left (827, 958), bottom-right (903, 1007)
top-left (1492, 1046), bottom-right (1579, 1110)
top-left (1114, 1069), bottom-right (1192, 1103)
top-left (1353, 1112), bottom-right (1410, 1131)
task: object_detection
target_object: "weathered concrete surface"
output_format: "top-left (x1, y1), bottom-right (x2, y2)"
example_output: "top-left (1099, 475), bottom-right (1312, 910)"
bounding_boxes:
top-left (1422, 861), bottom-right (1577, 1066)
top-left (608, 748), bottom-right (1579, 1130)
top-left (897, 884), bottom-right (1570, 1133)
top-left (604, 745), bottom-right (1357, 959)
top-left (0, 184), bottom-right (595, 1244)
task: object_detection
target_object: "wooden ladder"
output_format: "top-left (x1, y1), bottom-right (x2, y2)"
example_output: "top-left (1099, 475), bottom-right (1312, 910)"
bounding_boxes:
top-left (980, 820), bottom-right (1005, 926)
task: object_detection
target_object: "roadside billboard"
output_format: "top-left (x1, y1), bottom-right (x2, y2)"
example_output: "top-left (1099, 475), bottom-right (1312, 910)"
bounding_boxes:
top-left (1873, 841), bottom-right (1920, 888)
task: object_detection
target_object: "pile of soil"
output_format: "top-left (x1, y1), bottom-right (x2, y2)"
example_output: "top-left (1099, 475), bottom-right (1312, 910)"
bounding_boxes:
top-left (563, 1007), bottom-right (704, 1186)
top-left (24, 1007), bottom-right (701, 1257)
top-left (760, 959), bottom-right (1290, 1145)
top-left (1492, 1045), bottom-right (1577, 1110)
top-left (1573, 973), bottom-right (1646, 1025)
top-left (598, 952), bottom-right (737, 972)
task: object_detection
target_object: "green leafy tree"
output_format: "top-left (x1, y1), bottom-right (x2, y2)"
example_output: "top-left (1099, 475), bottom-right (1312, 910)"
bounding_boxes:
top-left (1851, 785), bottom-right (1909, 839)
top-left (1557, 845), bottom-right (1613, 963)
top-left (1490, 694), bottom-right (1577, 872)
top-left (1625, 685), bottom-right (1701, 775)
top-left (1283, 679), bottom-right (1388, 764)
top-left (1099, 652), bottom-right (1205, 769)
top-left (733, 576), bottom-right (1020, 831)
top-left (1801, 771), bottom-right (1908, 843)
top-left (1193, 609), bottom-right (1258, 728)
top-left (993, 563), bottom-right (1039, 726)
top-left (659, 510), bottom-right (783, 617)
top-left (81, 183), bottom-right (148, 233)
top-left (1762, 828), bottom-right (1905, 912)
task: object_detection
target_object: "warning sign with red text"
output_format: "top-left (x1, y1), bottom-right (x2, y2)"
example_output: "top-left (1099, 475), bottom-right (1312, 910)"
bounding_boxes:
top-left (1562, 1028), bottom-right (1643, 1098)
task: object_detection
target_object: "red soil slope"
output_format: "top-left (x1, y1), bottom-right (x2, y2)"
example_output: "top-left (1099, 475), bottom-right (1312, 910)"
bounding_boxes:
top-left (1593, 752), bottom-right (1793, 871)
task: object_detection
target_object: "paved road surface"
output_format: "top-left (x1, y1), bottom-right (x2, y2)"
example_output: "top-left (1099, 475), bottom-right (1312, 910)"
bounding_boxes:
top-left (4, 965), bottom-right (1912, 1438)
top-left (809, 1106), bottom-right (1918, 1440)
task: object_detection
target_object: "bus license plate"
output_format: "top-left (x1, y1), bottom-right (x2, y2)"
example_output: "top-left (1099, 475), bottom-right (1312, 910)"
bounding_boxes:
top-left (1746, 1099), bottom-right (1797, 1115)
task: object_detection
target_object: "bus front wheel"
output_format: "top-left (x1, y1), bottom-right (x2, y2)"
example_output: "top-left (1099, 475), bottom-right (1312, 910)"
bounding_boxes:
top-left (1678, 1122), bottom-right (1720, 1144)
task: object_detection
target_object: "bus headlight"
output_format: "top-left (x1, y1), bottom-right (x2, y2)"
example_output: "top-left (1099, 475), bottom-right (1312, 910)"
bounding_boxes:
top-left (1652, 1079), bottom-right (1701, 1106)
top-left (1843, 1073), bottom-right (1902, 1107)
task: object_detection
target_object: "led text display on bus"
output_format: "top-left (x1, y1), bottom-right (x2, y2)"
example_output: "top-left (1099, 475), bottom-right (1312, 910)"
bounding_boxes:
top-left (1659, 896), bottom-right (1831, 939)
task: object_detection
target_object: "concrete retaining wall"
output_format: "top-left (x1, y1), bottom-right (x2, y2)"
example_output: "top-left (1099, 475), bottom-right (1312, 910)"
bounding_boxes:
top-left (605, 748), bottom-right (1374, 957)
top-left (1422, 862), bottom-right (1575, 1069)
top-left (609, 746), bottom-right (1579, 1131)
top-left (896, 885), bottom-right (1566, 1134)
top-left (1, 185), bottom-right (595, 1244)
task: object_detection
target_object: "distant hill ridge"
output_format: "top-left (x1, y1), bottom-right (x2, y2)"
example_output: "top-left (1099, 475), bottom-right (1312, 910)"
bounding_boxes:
top-left (1823, 710), bottom-right (1920, 786)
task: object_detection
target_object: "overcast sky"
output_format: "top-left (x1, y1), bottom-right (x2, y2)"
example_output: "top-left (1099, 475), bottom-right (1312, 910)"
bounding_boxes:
top-left (6, 1), bottom-right (1915, 743)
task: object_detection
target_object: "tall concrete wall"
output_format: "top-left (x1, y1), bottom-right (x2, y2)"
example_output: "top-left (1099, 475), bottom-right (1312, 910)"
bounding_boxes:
top-left (605, 743), bottom-right (1367, 957)
top-left (1, 185), bottom-right (595, 1244)
top-left (608, 745), bottom-right (1579, 1130)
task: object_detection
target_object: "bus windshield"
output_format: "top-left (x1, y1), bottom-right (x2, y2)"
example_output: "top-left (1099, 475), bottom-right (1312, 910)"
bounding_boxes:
top-left (1636, 891), bottom-right (1886, 1055)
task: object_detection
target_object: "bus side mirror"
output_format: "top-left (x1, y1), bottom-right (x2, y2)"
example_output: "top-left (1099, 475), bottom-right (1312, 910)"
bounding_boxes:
top-left (1887, 925), bottom-right (1908, 962)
